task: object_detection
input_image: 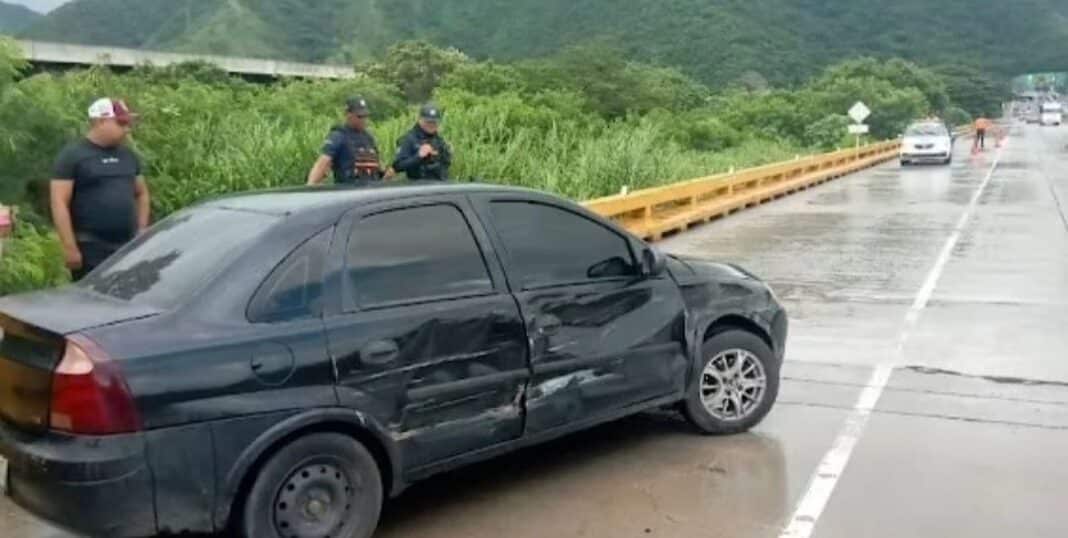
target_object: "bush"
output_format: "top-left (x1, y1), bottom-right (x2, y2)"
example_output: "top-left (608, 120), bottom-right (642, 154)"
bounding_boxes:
top-left (658, 112), bottom-right (742, 152)
top-left (943, 106), bottom-right (973, 129)
top-left (361, 41), bottom-right (470, 103)
top-left (0, 223), bottom-right (69, 296)
top-left (440, 62), bottom-right (525, 96)
top-left (805, 114), bottom-right (852, 150)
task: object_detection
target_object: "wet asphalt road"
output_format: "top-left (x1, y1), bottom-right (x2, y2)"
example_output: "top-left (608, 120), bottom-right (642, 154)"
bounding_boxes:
top-left (5, 121), bottom-right (1068, 537)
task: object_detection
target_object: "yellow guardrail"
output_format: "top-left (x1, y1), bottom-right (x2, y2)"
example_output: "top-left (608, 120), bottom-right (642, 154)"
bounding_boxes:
top-left (584, 140), bottom-right (902, 241)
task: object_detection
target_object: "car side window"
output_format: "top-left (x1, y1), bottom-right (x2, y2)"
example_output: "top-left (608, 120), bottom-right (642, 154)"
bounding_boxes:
top-left (248, 228), bottom-right (331, 323)
top-left (346, 204), bottom-right (493, 308)
top-left (489, 201), bottom-right (639, 289)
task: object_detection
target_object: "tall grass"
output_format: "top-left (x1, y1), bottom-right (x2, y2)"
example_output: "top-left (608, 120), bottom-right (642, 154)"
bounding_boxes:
top-left (0, 68), bottom-right (802, 294)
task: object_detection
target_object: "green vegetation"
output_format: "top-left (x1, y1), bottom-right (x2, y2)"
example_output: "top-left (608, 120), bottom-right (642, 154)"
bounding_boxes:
top-left (0, 36), bottom-right (1001, 295)
top-left (20, 0), bottom-right (1067, 86)
top-left (0, 223), bottom-right (68, 295)
top-left (0, 1), bottom-right (40, 34)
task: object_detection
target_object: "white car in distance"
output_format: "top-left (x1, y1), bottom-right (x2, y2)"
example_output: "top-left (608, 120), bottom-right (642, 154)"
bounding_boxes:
top-left (900, 121), bottom-right (953, 166)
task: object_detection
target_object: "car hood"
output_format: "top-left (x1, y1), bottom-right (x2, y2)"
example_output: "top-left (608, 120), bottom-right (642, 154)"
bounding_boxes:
top-left (670, 255), bottom-right (763, 283)
top-left (0, 286), bottom-right (162, 335)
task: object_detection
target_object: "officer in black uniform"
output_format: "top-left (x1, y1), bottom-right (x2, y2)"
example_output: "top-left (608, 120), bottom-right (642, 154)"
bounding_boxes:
top-left (393, 104), bottom-right (452, 181)
top-left (307, 97), bottom-right (391, 186)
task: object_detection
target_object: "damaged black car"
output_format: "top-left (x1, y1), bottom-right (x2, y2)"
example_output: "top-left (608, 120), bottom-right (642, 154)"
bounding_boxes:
top-left (0, 183), bottom-right (787, 538)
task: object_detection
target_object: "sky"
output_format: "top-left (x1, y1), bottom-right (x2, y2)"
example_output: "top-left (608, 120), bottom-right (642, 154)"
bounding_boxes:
top-left (7, 0), bottom-right (70, 13)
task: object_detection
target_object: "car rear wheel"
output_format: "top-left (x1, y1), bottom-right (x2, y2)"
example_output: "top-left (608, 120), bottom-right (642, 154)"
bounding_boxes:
top-left (240, 433), bottom-right (383, 538)
top-left (682, 330), bottom-right (780, 435)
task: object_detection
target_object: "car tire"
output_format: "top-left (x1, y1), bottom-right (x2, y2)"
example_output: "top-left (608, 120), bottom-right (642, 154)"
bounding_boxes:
top-left (682, 330), bottom-right (780, 435)
top-left (240, 433), bottom-right (383, 538)
top-left (900, 160), bottom-right (909, 167)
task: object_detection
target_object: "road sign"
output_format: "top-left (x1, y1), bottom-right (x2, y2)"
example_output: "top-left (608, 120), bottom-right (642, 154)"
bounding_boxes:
top-left (848, 101), bottom-right (871, 124)
top-left (848, 124), bottom-right (870, 135)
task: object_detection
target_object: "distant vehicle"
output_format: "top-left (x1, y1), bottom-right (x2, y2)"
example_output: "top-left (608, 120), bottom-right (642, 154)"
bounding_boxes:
top-left (0, 183), bottom-right (788, 538)
top-left (1022, 104), bottom-right (1042, 124)
top-left (1040, 102), bottom-right (1063, 126)
top-left (900, 121), bottom-right (953, 166)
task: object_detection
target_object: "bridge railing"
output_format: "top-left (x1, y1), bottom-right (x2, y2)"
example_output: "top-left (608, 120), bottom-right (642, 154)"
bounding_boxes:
top-left (583, 140), bottom-right (902, 241)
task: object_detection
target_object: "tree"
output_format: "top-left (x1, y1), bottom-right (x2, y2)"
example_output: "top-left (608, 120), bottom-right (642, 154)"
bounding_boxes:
top-left (817, 58), bottom-right (949, 114)
top-left (734, 71), bottom-right (770, 93)
top-left (0, 38), bottom-right (32, 205)
top-left (440, 61), bottom-right (525, 96)
top-left (935, 65), bottom-right (1010, 118)
top-left (516, 43), bottom-right (706, 118)
top-left (813, 77), bottom-right (928, 139)
top-left (0, 37), bottom-right (26, 96)
top-left (361, 41), bottom-right (470, 103)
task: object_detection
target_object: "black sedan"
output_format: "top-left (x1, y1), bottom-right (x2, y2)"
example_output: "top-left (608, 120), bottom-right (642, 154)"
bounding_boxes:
top-left (0, 183), bottom-right (787, 538)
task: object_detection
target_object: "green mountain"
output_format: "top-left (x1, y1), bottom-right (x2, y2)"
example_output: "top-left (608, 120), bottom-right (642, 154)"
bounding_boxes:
top-left (0, 1), bottom-right (41, 34)
top-left (20, 0), bottom-right (1068, 84)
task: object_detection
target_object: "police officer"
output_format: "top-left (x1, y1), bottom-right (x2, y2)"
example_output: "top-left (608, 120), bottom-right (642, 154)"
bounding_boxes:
top-left (393, 104), bottom-right (452, 181)
top-left (307, 97), bottom-right (391, 185)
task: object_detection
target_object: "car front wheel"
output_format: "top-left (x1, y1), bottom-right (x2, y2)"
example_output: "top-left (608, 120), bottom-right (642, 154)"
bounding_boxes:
top-left (240, 433), bottom-right (383, 538)
top-left (682, 330), bottom-right (780, 435)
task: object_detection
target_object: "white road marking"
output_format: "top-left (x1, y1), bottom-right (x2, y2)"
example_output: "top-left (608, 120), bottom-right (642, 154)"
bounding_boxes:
top-left (778, 138), bottom-right (1007, 538)
top-left (778, 363), bottom-right (892, 538)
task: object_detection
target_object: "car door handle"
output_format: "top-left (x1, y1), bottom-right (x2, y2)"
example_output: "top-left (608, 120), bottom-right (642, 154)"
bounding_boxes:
top-left (360, 340), bottom-right (400, 366)
top-left (537, 315), bottom-right (563, 336)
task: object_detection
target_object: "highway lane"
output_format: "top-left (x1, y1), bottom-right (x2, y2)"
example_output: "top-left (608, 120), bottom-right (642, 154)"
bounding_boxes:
top-left (4, 121), bottom-right (1067, 537)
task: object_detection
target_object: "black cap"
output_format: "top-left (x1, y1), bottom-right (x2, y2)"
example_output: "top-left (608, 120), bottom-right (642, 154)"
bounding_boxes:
top-left (346, 96), bottom-right (371, 116)
top-left (419, 103), bottom-right (442, 124)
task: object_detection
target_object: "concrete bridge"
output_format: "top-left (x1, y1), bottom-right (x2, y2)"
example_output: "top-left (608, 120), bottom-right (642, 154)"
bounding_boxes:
top-left (15, 39), bottom-right (355, 80)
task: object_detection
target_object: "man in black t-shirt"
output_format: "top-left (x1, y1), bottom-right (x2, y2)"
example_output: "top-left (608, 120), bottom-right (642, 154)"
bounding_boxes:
top-left (307, 97), bottom-right (393, 186)
top-left (51, 98), bottom-right (151, 280)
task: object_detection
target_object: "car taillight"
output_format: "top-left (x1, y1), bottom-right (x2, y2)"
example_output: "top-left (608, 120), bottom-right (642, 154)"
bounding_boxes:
top-left (50, 334), bottom-right (142, 435)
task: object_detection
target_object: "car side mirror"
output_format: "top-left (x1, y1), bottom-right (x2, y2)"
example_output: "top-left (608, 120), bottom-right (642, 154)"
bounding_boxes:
top-left (587, 256), bottom-right (631, 279)
top-left (642, 248), bottom-right (667, 277)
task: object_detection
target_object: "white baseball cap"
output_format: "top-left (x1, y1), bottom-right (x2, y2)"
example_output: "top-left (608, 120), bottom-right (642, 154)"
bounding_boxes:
top-left (88, 98), bottom-right (136, 124)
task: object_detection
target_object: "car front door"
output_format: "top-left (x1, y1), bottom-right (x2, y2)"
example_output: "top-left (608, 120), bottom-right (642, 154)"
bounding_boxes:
top-left (473, 196), bottom-right (689, 435)
top-left (325, 196), bottom-right (529, 470)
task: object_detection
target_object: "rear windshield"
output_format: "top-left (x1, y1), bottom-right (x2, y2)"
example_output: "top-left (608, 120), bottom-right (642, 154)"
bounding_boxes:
top-left (80, 207), bottom-right (279, 308)
top-left (905, 124), bottom-right (947, 136)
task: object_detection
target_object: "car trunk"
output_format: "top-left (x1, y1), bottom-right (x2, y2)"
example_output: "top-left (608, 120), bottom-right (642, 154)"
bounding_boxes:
top-left (0, 287), bottom-right (160, 432)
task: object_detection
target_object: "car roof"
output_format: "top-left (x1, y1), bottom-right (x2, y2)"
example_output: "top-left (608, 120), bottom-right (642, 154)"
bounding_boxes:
top-left (200, 181), bottom-right (547, 217)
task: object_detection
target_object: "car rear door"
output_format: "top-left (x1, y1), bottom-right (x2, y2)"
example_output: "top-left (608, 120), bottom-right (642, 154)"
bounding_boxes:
top-left (471, 194), bottom-right (689, 435)
top-left (326, 195), bottom-right (528, 470)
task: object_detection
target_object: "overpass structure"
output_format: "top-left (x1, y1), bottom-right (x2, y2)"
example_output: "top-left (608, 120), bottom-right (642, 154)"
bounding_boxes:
top-left (15, 39), bottom-right (355, 80)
